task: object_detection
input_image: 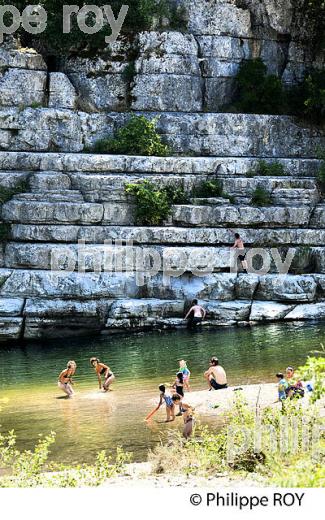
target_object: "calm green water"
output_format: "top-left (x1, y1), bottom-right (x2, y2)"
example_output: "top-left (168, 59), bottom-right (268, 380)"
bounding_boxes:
top-left (0, 322), bottom-right (324, 464)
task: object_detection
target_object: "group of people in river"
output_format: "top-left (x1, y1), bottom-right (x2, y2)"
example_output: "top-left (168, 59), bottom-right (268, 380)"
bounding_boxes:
top-left (147, 357), bottom-right (228, 438)
top-left (57, 355), bottom-right (228, 438)
top-left (57, 355), bottom-right (311, 439)
top-left (58, 357), bottom-right (115, 398)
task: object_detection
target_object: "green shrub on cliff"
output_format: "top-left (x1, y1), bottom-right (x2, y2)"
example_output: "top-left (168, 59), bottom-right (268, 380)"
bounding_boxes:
top-left (246, 160), bottom-right (286, 178)
top-left (191, 179), bottom-right (223, 198)
top-left (287, 69), bottom-right (325, 124)
top-left (125, 180), bottom-right (187, 225)
top-left (233, 59), bottom-right (285, 115)
top-left (0, 180), bottom-right (28, 205)
top-left (125, 180), bottom-right (171, 225)
top-left (0, 223), bottom-right (11, 243)
top-left (251, 186), bottom-right (272, 206)
top-left (92, 115), bottom-right (170, 156)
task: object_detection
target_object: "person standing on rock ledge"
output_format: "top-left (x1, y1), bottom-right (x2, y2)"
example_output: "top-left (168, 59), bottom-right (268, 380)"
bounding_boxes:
top-left (232, 233), bottom-right (248, 273)
top-left (204, 357), bottom-right (228, 391)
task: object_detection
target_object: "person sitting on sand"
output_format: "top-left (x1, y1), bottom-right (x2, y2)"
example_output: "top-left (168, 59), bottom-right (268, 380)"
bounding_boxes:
top-left (184, 299), bottom-right (206, 329)
top-left (172, 394), bottom-right (195, 439)
top-left (285, 366), bottom-right (304, 399)
top-left (90, 357), bottom-right (115, 392)
top-left (204, 357), bottom-right (228, 391)
top-left (178, 359), bottom-right (191, 391)
top-left (276, 372), bottom-right (288, 402)
top-left (58, 360), bottom-right (77, 398)
top-left (232, 233), bottom-right (248, 273)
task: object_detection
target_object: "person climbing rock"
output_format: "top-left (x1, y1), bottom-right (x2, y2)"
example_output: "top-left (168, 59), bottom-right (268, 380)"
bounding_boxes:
top-left (232, 232), bottom-right (248, 273)
top-left (184, 299), bottom-right (206, 329)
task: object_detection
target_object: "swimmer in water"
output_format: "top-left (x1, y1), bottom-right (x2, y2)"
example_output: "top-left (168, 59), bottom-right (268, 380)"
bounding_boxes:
top-left (90, 357), bottom-right (115, 391)
top-left (58, 360), bottom-right (77, 398)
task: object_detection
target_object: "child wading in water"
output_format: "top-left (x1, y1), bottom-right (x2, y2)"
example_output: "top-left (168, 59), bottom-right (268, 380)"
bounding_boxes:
top-left (90, 357), bottom-right (115, 391)
top-left (58, 361), bottom-right (77, 398)
top-left (172, 394), bottom-right (195, 439)
top-left (158, 385), bottom-right (175, 422)
top-left (145, 385), bottom-right (175, 422)
top-left (173, 372), bottom-right (185, 416)
top-left (179, 360), bottom-right (191, 391)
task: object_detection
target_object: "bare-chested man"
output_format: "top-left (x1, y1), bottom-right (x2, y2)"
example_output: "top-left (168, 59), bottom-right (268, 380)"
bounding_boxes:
top-left (204, 357), bottom-right (228, 390)
top-left (184, 299), bottom-right (206, 329)
top-left (232, 232), bottom-right (248, 273)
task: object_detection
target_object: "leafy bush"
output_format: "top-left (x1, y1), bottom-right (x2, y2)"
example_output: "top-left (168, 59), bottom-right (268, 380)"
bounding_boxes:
top-left (296, 355), bottom-right (325, 403)
top-left (251, 186), bottom-right (272, 206)
top-left (287, 69), bottom-right (325, 124)
top-left (126, 180), bottom-right (171, 225)
top-left (164, 185), bottom-right (189, 205)
top-left (0, 181), bottom-right (27, 243)
top-left (0, 430), bottom-right (131, 487)
top-left (233, 59), bottom-right (285, 115)
top-left (125, 180), bottom-right (188, 225)
top-left (1, 1), bottom-right (188, 55)
top-left (247, 160), bottom-right (286, 178)
top-left (91, 116), bottom-right (170, 156)
top-left (192, 179), bottom-right (223, 198)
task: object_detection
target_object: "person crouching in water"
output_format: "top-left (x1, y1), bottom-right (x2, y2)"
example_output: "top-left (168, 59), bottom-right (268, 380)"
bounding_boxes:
top-left (90, 357), bottom-right (115, 392)
top-left (172, 394), bottom-right (195, 439)
top-left (58, 360), bottom-right (77, 398)
top-left (158, 385), bottom-right (175, 422)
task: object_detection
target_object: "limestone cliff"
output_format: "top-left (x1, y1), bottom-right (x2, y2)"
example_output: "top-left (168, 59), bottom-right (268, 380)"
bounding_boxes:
top-left (0, 1), bottom-right (324, 341)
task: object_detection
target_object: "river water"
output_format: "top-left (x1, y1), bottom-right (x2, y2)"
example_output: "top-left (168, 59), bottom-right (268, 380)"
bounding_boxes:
top-left (0, 322), bottom-right (324, 465)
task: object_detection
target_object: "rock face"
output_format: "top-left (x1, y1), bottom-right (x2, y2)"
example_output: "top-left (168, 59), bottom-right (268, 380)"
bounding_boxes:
top-left (1, 145), bottom-right (325, 340)
top-left (0, 1), bottom-right (324, 113)
top-left (0, 2), bottom-right (324, 341)
top-left (0, 109), bottom-right (323, 155)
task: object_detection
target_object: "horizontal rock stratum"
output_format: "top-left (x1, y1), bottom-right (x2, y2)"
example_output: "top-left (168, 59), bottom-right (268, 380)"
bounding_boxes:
top-left (0, 3), bottom-right (325, 342)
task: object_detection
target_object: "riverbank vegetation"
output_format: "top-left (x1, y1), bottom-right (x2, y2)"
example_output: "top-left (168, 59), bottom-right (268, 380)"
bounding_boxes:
top-left (0, 431), bottom-right (131, 487)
